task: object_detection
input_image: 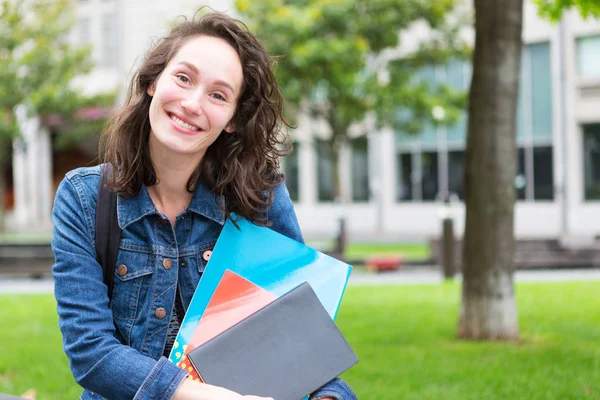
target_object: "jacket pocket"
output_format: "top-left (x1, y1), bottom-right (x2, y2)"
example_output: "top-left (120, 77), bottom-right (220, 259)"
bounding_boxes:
top-left (111, 248), bottom-right (154, 322)
top-left (196, 241), bottom-right (217, 274)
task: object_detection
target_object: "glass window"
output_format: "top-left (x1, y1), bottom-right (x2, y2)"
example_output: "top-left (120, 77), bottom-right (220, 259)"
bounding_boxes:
top-left (421, 152), bottom-right (439, 201)
top-left (577, 35), bottom-right (600, 78)
top-left (447, 114), bottom-right (467, 145)
top-left (516, 148), bottom-right (526, 200)
top-left (583, 124), bottom-right (600, 200)
top-left (448, 150), bottom-right (464, 199)
top-left (397, 153), bottom-right (413, 201)
top-left (445, 59), bottom-right (466, 89)
top-left (530, 42), bottom-right (552, 139)
top-left (395, 108), bottom-right (418, 147)
top-left (420, 122), bottom-right (437, 146)
top-left (417, 66), bottom-right (438, 146)
top-left (397, 60), bottom-right (471, 147)
top-left (445, 60), bottom-right (468, 145)
top-left (316, 140), bottom-right (334, 202)
top-left (284, 144), bottom-right (299, 202)
top-left (533, 146), bottom-right (554, 200)
top-left (516, 48), bottom-right (528, 142)
top-left (101, 12), bottom-right (118, 67)
top-left (350, 137), bottom-right (369, 202)
top-left (516, 42), bottom-right (552, 141)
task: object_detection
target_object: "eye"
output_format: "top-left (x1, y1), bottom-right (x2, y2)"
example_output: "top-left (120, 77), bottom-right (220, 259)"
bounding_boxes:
top-left (176, 74), bottom-right (190, 84)
top-left (210, 93), bottom-right (226, 101)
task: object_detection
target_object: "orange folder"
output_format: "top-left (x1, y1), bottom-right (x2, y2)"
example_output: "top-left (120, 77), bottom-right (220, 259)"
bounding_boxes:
top-left (177, 270), bottom-right (277, 381)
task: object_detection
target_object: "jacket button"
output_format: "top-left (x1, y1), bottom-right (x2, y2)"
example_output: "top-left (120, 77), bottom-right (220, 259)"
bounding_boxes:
top-left (163, 258), bottom-right (173, 270)
top-left (155, 308), bottom-right (167, 319)
top-left (202, 250), bottom-right (212, 261)
top-left (117, 264), bottom-right (127, 276)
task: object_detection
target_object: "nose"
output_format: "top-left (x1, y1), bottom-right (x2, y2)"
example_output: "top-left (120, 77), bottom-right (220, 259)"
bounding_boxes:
top-left (180, 90), bottom-right (205, 116)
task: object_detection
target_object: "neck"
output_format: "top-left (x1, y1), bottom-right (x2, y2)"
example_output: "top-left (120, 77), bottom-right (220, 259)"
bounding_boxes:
top-left (147, 139), bottom-right (204, 221)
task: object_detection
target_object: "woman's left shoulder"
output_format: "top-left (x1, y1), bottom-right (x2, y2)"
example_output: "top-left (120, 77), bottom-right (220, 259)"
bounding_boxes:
top-left (266, 181), bottom-right (303, 243)
top-left (269, 180), bottom-right (294, 212)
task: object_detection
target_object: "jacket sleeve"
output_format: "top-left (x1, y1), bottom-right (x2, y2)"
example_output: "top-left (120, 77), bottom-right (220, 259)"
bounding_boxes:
top-left (51, 176), bottom-right (188, 400)
top-left (267, 182), bottom-right (358, 400)
top-left (265, 181), bottom-right (304, 244)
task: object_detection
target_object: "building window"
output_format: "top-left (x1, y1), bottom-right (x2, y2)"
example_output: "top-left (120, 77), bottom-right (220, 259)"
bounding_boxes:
top-left (421, 152), bottom-right (438, 201)
top-left (445, 60), bottom-right (469, 145)
top-left (448, 150), bottom-right (464, 199)
top-left (516, 148), bottom-right (526, 200)
top-left (515, 146), bottom-right (554, 201)
top-left (583, 124), bottom-right (600, 200)
top-left (577, 35), bottom-right (600, 78)
top-left (517, 42), bottom-right (553, 141)
top-left (350, 137), bottom-right (369, 202)
top-left (396, 151), bottom-right (441, 202)
top-left (316, 140), bottom-right (334, 202)
top-left (529, 42), bottom-right (553, 139)
top-left (101, 12), bottom-right (118, 67)
top-left (397, 153), bottom-right (413, 201)
top-left (533, 146), bottom-right (553, 200)
top-left (395, 44), bottom-right (553, 204)
top-left (284, 144), bottom-right (299, 202)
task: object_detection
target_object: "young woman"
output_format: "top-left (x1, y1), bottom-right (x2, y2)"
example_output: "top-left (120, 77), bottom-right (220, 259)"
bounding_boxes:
top-left (51, 11), bottom-right (357, 400)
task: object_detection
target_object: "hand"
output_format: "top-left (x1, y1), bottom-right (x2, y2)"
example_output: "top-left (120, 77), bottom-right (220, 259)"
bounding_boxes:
top-left (173, 378), bottom-right (274, 400)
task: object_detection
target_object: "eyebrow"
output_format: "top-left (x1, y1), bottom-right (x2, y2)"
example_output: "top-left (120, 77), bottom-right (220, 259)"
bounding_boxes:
top-left (176, 61), bottom-right (236, 94)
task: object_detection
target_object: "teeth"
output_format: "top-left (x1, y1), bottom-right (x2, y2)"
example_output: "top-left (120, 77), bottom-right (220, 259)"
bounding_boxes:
top-left (171, 114), bottom-right (199, 131)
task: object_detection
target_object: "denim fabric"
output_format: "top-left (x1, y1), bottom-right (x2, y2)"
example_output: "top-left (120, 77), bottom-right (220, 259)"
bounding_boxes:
top-left (52, 165), bottom-right (357, 400)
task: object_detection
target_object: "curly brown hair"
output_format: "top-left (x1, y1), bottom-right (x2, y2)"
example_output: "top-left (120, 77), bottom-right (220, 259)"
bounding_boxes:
top-left (100, 11), bottom-right (292, 225)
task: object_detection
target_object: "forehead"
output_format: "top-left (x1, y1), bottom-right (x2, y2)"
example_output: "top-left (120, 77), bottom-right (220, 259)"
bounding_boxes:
top-left (169, 35), bottom-right (243, 91)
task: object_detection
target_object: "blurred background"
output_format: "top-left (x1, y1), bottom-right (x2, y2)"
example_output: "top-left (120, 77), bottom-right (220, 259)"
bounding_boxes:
top-left (2, 0), bottom-right (600, 251)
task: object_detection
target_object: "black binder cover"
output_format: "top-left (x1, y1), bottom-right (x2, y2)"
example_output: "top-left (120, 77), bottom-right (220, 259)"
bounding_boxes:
top-left (187, 282), bottom-right (358, 400)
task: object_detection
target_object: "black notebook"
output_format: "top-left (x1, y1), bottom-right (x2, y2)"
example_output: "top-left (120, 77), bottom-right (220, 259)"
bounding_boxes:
top-left (187, 282), bottom-right (358, 400)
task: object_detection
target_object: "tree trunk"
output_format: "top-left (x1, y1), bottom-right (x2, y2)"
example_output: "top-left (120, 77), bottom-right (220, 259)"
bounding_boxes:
top-left (458, 0), bottom-right (523, 341)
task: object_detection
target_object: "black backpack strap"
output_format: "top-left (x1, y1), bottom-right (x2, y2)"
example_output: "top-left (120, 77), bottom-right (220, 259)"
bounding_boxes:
top-left (95, 164), bottom-right (121, 302)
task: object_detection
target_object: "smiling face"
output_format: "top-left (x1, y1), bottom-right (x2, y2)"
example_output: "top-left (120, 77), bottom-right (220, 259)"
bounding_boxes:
top-left (147, 35), bottom-right (243, 162)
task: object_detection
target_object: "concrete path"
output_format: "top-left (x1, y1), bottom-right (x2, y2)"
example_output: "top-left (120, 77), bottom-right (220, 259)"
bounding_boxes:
top-left (1, 267), bottom-right (600, 294)
top-left (348, 266), bottom-right (600, 286)
top-left (0, 277), bottom-right (55, 294)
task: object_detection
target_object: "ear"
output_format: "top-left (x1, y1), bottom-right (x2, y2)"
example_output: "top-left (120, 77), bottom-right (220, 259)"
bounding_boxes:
top-left (147, 84), bottom-right (156, 97)
top-left (224, 121), bottom-right (236, 133)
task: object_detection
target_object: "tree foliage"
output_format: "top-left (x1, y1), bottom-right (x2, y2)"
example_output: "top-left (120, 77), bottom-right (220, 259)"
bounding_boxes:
top-left (535, 0), bottom-right (600, 21)
top-left (0, 0), bottom-right (114, 149)
top-left (235, 0), bottom-right (469, 192)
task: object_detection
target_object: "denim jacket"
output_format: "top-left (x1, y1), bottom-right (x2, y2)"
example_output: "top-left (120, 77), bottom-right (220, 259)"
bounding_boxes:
top-left (52, 165), bottom-right (357, 400)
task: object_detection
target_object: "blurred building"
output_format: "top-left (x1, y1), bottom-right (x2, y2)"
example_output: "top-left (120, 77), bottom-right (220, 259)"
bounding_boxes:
top-left (9, 1), bottom-right (600, 244)
top-left (287, 3), bottom-right (600, 244)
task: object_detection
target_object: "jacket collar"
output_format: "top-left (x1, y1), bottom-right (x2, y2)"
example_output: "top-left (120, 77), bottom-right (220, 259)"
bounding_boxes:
top-left (117, 180), bottom-right (226, 229)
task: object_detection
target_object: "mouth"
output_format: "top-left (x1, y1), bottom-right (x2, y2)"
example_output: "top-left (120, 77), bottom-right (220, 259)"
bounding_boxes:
top-left (168, 112), bottom-right (202, 133)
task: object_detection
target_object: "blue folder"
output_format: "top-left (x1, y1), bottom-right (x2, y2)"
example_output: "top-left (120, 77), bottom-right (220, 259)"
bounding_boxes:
top-left (169, 217), bottom-right (353, 366)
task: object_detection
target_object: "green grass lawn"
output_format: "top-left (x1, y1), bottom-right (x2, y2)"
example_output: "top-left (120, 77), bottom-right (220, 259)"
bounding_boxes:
top-left (306, 240), bottom-right (431, 261)
top-left (1, 281), bottom-right (599, 399)
top-left (0, 232), bottom-right (53, 244)
top-left (344, 243), bottom-right (430, 261)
